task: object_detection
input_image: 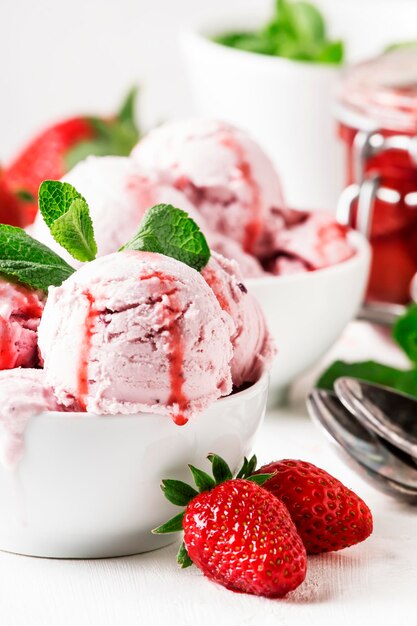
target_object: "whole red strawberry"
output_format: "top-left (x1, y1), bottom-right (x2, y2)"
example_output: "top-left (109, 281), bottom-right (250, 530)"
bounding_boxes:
top-left (154, 454), bottom-right (307, 598)
top-left (257, 460), bottom-right (373, 554)
top-left (1, 88), bottom-right (139, 227)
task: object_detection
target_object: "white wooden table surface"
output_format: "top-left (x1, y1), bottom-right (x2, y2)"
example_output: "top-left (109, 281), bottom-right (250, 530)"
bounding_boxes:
top-left (0, 323), bottom-right (415, 625)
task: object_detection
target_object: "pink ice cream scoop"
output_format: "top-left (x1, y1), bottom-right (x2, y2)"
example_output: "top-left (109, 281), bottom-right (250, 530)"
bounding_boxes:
top-left (31, 156), bottom-right (204, 267)
top-left (202, 252), bottom-right (275, 388)
top-left (209, 234), bottom-right (267, 279)
top-left (0, 280), bottom-right (44, 370)
top-left (38, 250), bottom-right (235, 424)
top-left (0, 369), bottom-right (64, 468)
top-left (269, 209), bottom-right (355, 274)
top-left (131, 119), bottom-right (285, 257)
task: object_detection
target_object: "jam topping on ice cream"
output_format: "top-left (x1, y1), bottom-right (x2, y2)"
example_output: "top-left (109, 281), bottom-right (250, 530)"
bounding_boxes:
top-left (0, 280), bottom-right (44, 370)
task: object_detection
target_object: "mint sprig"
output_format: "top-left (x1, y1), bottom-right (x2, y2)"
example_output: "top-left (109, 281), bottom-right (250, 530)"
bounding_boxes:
top-left (39, 180), bottom-right (97, 262)
top-left (121, 204), bottom-right (211, 272)
top-left (317, 304), bottom-right (417, 399)
top-left (152, 454), bottom-right (273, 568)
top-left (214, 0), bottom-right (344, 65)
top-left (0, 225), bottom-right (75, 291)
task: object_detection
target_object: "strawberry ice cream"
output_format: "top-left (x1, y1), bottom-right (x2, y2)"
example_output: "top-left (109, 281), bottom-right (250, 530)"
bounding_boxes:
top-left (202, 253), bottom-right (275, 387)
top-left (38, 250), bottom-right (235, 424)
top-left (131, 119), bottom-right (285, 256)
top-left (0, 369), bottom-right (64, 468)
top-left (0, 280), bottom-right (44, 370)
top-left (31, 156), bottom-right (204, 267)
top-left (269, 210), bottom-right (355, 274)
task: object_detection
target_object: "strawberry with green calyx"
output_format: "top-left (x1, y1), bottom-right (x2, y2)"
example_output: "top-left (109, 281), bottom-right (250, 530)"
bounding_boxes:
top-left (153, 454), bottom-right (307, 598)
top-left (256, 460), bottom-right (373, 555)
top-left (1, 88), bottom-right (140, 227)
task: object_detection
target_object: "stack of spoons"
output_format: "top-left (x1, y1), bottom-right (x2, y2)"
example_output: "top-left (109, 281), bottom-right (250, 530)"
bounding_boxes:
top-left (308, 378), bottom-right (417, 502)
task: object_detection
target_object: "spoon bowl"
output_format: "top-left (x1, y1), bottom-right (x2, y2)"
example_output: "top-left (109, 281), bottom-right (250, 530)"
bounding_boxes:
top-left (307, 389), bottom-right (417, 502)
top-left (335, 378), bottom-right (417, 459)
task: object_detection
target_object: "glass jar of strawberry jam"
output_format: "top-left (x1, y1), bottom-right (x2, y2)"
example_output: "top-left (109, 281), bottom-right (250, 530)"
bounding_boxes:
top-left (336, 47), bottom-right (417, 305)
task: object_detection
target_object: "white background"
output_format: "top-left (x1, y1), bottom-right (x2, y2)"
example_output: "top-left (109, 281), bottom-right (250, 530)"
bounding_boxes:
top-left (2, 0), bottom-right (417, 160)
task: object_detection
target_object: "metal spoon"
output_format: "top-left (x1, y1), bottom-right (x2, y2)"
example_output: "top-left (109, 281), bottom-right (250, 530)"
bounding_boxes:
top-left (307, 389), bottom-right (417, 502)
top-left (335, 378), bottom-right (417, 460)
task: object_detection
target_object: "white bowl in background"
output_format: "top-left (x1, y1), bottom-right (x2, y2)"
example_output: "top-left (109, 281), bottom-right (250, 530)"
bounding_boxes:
top-left (0, 373), bottom-right (268, 559)
top-left (181, 24), bottom-right (343, 213)
top-left (246, 232), bottom-right (371, 402)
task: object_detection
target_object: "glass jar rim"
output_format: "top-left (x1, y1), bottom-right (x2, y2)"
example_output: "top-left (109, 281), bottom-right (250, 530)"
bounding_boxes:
top-left (337, 48), bottom-right (417, 133)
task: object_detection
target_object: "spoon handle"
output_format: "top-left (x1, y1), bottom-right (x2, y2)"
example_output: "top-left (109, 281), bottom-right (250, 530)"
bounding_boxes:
top-left (357, 303), bottom-right (407, 327)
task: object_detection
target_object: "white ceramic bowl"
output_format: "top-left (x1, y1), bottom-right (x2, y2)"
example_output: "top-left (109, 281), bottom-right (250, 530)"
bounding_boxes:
top-left (0, 373), bottom-right (268, 558)
top-left (246, 232), bottom-right (371, 402)
top-left (181, 23), bottom-right (343, 212)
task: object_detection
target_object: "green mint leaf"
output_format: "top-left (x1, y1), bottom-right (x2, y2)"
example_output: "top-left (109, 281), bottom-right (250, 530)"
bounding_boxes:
top-left (50, 198), bottom-right (97, 262)
top-left (121, 204), bottom-right (211, 272)
top-left (246, 473), bottom-right (274, 486)
top-left (393, 304), bottom-right (417, 366)
top-left (317, 359), bottom-right (417, 399)
top-left (385, 40), bottom-right (417, 53)
top-left (152, 512), bottom-right (185, 535)
top-left (214, 0), bottom-right (343, 65)
top-left (0, 225), bottom-right (74, 291)
top-left (188, 465), bottom-right (216, 492)
top-left (316, 40), bottom-right (344, 64)
top-left (39, 180), bottom-right (97, 262)
top-left (207, 454), bottom-right (233, 484)
top-left (177, 542), bottom-right (193, 568)
top-left (281, 1), bottom-right (325, 42)
top-left (161, 479), bottom-right (198, 507)
top-left (39, 180), bottom-right (84, 228)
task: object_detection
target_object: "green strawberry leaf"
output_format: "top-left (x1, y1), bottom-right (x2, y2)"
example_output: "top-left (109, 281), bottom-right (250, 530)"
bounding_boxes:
top-left (161, 479), bottom-right (198, 507)
top-left (121, 204), bottom-right (211, 272)
top-left (39, 180), bottom-right (97, 262)
top-left (207, 454), bottom-right (233, 484)
top-left (246, 454), bottom-right (258, 476)
top-left (16, 189), bottom-right (36, 203)
top-left (0, 225), bottom-right (74, 291)
top-left (177, 542), bottom-right (193, 568)
top-left (65, 88), bottom-right (140, 171)
top-left (317, 359), bottom-right (417, 399)
top-left (246, 473), bottom-right (275, 486)
top-left (393, 304), bottom-right (417, 366)
top-left (236, 457), bottom-right (249, 479)
top-left (188, 465), bottom-right (216, 492)
top-left (117, 86), bottom-right (138, 126)
top-left (152, 512), bottom-right (184, 535)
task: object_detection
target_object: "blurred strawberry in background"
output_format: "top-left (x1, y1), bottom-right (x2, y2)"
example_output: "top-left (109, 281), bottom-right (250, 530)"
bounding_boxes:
top-left (0, 88), bottom-right (139, 227)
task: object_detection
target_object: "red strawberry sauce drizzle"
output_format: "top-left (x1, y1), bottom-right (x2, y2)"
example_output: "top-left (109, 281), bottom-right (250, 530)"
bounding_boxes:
top-left (220, 133), bottom-right (262, 254)
top-left (202, 267), bottom-right (230, 314)
top-left (139, 270), bottom-right (188, 425)
top-left (76, 268), bottom-right (188, 424)
top-left (0, 318), bottom-right (14, 369)
top-left (77, 291), bottom-right (97, 411)
top-left (0, 286), bottom-right (43, 370)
